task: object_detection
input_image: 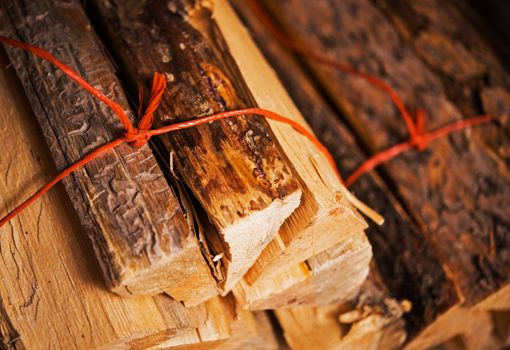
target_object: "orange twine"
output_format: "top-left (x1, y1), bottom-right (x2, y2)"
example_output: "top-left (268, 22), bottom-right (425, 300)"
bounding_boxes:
top-left (0, 35), bottom-right (369, 227)
top-left (0, 5), bottom-right (492, 228)
top-left (246, 0), bottom-right (492, 188)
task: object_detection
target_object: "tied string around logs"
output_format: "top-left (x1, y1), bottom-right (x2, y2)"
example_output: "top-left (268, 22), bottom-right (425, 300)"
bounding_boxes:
top-left (246, 0), bottom-right (492, 188)
top-left (0, 35), bottom-right (383, 228)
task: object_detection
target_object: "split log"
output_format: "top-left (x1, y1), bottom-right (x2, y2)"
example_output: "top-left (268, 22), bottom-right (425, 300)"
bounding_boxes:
top-left (91, 0), bottom-right (302, 293)
top-left (0, 48), bottom-right (237, 349)
top-left (253, 0), bottom-right (510, 347)
top-left (215, 0), bottom-right (369, 304)
top-left (214, 0), bottom-right (368, 288)
top-left (0, 0), bottom-right (218, 303)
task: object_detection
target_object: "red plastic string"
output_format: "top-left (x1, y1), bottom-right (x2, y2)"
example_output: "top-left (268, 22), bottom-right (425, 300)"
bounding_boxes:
top-left (0, 35), bottom-right (345, 228)
top-left (246, 0), bottom-right (492, 188)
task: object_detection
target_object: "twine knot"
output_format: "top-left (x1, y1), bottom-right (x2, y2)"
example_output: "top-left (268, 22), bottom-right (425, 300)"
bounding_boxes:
top-left (121, 72), bottom-right (167, 148)
top-left (408, 108), bottom-right (429, 151)
top-left (123, 128), bottom-right (152, 147)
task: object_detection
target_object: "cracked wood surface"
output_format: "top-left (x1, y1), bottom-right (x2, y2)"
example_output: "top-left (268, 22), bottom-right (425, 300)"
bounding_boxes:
top-left (0, 0), bottom-right (219, 303)
top-left (0, 46), bottom-right (239, 349)
top-left (92, 0), bottom-right (302, 293)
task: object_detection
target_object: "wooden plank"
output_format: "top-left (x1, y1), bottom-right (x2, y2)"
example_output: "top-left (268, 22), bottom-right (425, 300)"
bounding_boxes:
top-left (0, 47), bottom-right (236, 349)
top-left (0, 0), bottom-right (218, 304)
top-left (91, 0), bottom-right (302, 293)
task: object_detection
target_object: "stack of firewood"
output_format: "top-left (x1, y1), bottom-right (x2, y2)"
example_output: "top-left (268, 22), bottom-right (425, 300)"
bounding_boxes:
top-left (0, 0), bottom-right (508, 349)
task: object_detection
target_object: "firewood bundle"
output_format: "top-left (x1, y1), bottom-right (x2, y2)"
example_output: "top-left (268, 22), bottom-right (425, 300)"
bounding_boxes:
top-left (0, 0), bottom-right (508, 349)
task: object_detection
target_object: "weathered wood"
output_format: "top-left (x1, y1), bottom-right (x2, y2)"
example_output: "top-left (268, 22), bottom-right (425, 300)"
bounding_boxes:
top-left (262, 0), bottom-right (510, 310)
top-left (91, 0), bottom-right (302, 293)
top-left (213, 0), bottom-right (369, 304)
top-left (0, 47), bottom-right (238, 349)
top-left (232, 0), bottom-right (460, 338)
top-left (0, 0), bottom-right (220, 303)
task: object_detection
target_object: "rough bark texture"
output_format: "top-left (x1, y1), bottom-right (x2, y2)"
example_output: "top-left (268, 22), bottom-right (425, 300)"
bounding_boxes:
top-left (91, 0), bottom-right (302, 293)
top-left (260, 0), bottom-right (510, 308)
top-left (233, 0), bottom-right (457, 338)
top-left (0, 0), bottom-right (221, 302)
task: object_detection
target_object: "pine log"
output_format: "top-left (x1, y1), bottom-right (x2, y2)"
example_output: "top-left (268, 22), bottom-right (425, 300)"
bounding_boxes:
top-left (0, 0), bottom-right (220, 303)
top-left (90, 0), bottom-right (303, 293)
top-left (0, 48), bottom-right (238, 349)
top-left (254, 0), bottom-right (510, 347)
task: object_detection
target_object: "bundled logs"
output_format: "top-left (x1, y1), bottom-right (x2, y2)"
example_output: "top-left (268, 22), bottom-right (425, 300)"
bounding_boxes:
top-left (233, 0), bottom-right (510, 348)
top-left (0, 0), bottom-right (509, 349)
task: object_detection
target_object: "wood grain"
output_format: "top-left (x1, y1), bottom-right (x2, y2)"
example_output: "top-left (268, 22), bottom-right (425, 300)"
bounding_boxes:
top-left (232, 0), bottom-right (458, 337)
top-left (91, 0), bottom-right (302, 293)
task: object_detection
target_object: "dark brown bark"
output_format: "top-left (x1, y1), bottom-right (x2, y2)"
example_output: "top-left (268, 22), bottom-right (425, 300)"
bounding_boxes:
top-left (232, 0), bottom-right (458, 337)
top-left (91, 0), bottom-right (302, 291)
top-left (260, 0), bottom-right (510, 308)
top-left (0, 0), bottom-right (218, 301)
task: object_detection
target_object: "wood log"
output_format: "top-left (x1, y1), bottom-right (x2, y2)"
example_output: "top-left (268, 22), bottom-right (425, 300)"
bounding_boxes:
top-left (261, 0), bottom-right (510, 308)
top-left (0, 0), bottom-right (219, 304)
top-left (215, 0), bottom-right (370, 305)
top-left (250, 0), bottom-right (510, 347)
top-left (0, 48), bottom-right (238, 350)
top-left (90, 0), bottom-right (302, 293)
top-left (215, 0), bottom-right (369, 288)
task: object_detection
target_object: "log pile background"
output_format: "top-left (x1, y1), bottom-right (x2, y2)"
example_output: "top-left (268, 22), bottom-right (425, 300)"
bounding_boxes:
top-left (0, 0), bottom-right (509, 349)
